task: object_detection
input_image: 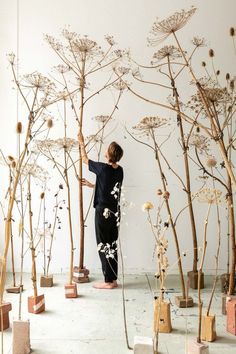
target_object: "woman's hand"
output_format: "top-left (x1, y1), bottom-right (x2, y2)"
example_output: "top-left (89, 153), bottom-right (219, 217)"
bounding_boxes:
top-left (81, 178), bottom-right (94, 188)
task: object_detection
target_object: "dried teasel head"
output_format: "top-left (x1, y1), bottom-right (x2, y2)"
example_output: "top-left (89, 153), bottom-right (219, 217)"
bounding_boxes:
top-left (230, 79), bottom-right (235, 90)
top-left (11, 160), bottom-right (16, 168)
top-left (226, 73), bottom-right (230, 80)
top-left (206, 156), bottom-right (217, 168)
top-left (16, 122), bottom-right (22, 134)
top-left (202, 61), bottom-right (206, 67)
top-left (216, 70), bottom-right (220, 76)
top-left (40, 192), bottom-right (45, 199)
top-left (7, 155), bottom-right (15, 161)
top-left (209, 49), bottom-right (215, 57)
top-left (230, 27), bottom-right (235, 36)
top-left (47, 119), bottom-right (53, 129)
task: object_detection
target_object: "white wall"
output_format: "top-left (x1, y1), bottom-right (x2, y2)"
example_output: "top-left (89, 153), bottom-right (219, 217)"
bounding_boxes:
top-left (0, 0), bottom-right (235, 276)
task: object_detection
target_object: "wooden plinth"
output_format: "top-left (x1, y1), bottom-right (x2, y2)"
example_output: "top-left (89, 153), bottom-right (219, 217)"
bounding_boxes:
top-left (187, 271), bottom-right (204, 290)
top-left (154, 298), bottom-right (172, 333)
top-left (0, 302), bottom-right (12, 331)
top-left (12, 320), bottom-right (31, 354)
top-left (175, 296), bottom-right (194, 308)
top-left (65, 283), bottom-right (78, 298)
top-left (201, 315), bottom-right (216, 342)
top-left (40, 275), bottom-right (53, 287)
top-left (226, 296), bottom-right (236, 335)
top-left (28, 294), bottom-right (45, 314)
top-left (73, 266), bottom-right (90, 283)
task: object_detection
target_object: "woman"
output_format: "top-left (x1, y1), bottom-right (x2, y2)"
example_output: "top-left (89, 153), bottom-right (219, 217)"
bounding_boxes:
top-left (78, 132), bottom-right (124, 289)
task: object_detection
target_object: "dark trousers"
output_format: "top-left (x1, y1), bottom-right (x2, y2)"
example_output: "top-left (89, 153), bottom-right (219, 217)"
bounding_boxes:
top-left (95, 207), bottom-right (118, 282)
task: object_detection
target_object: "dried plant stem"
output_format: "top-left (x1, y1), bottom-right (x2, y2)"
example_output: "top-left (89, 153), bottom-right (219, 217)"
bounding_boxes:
top-left (197, 203), bottom-right (211, 343)
top-left (167, 57), bottom-right (198, 273)
top-left (172, 31), bottom-right (236, 191)
top-left (28, 175), bottom-right (38, 298)
top-left (227, 175), bottom-right (236, 295)
top-left (152, 131), bottom-right (186, 299)
top-left (206, 178), bottom-right (221, 315)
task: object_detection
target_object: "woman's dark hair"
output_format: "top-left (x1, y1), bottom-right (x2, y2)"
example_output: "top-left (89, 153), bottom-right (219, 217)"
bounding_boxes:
top-left (108, 142), bottom-right (123, 163)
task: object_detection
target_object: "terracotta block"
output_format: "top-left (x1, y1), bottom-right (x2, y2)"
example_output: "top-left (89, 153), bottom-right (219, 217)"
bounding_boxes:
top-left (201, 315), bottom-right (216, 342)
top-left (226, 296), bottom-right (236, 335)
top-left (73, 266), bottom-right (89, 283)
top-left (0, 302), bottom-right (12, 331)
top-left (40, 275), bottom-right (53, 287)
top-left (187, 340), bottom-right (209, 354)
top-left (222, 294), bottom-right (236, 315)
top-left (187, 271), bottom-right (204, 290)
top-left (65, 283), bottom-right (78, 298)
top-left (12, 320), bottom-right (31, 354)
top-left (6, 285), bottom-right (23, 294)
top-left (133, 336), bottom-right (154, 354)
top-left (175, 296), bottom-right (194, 308)
top-left (28, 294), bottom-right (45, 314)
top-left (154, 298), bottom-right (172, 333)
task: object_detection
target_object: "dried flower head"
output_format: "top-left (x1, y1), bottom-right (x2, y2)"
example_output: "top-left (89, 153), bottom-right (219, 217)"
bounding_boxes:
top-left (142, 202), bottom-right (154, 211)
top-left (16, 122), bottom-right (22, 134)
top-left (112, 79), bottom-right (128, 91)
top-left (226, 73), bottom-right (230, 80)
top-left (163, 191), bottom-right (170, 200)
top-left (7, 52), bottom-right (16, 65)
top-left (22, 163), bottom-right (49, 182)
top-left (105, 35), bottom-right (116, 46)
top-left (54, 64), bottom-right (70, 74)
top-left (40, 192), bottom-right (45, 199)
top-left (194, 188), bottom-right (222, 204)
top-left (34, 138), bottom-right (79, 153)
top-left (192, 37), bottom-right (206, 47)
top-left (148, 7), bottom-right (197, 45)
top-left (209, 49), bottom-right (215, 57)
top-left (206, 156), bottom-right (217, 168)
top-left (189, 133), bottom-right (210, 153)
top-left (202, 61), bottom-right (206, 67)
top-left (93, 115), bottom-right (111, 124)
top-left (133, 116), bottom-right (169, 136)
top-left (47, 119), bottom-right (53, 129)
top-left (23, 72), bottom-right (55, 92)
top-left (157, 189), bottom-right (163, 196)
top-left (151, 45), bottom-right (182, 63)
top-left (230, 27), bottom-right (235, 36)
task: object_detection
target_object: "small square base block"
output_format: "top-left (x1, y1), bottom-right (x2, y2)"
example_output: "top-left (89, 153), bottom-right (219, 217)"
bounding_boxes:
top-left (28, 294), bottom-right (45, 314)
top-left (6, 285), bottom-right (23, 294)
top-left (12, 320), bottom-right (31, 354)
top-left (187, 271), bottom-right (204, 290)
top-left (65, 283), bottom-right (78, 298)
top-left (222, 294), bottom-right (236, 315)
top-left (40, 275), bottom-right (53, 287)
top-left (133, 336), bottom-right (154, 354)
top-left (73, 266), bottom-right (89, 283)
top-left (187, 340), bottom-right (209, 354)
top-left (201, 315), bottom-right (216, 342)
top-left (0, 302), bottom-right (12, 331)
top-left (226, 296), bottom-right (236, 335)
top-left (154, 298), bottom-right (172, 333)
top-left (175, 296), bottom-right (194, 308)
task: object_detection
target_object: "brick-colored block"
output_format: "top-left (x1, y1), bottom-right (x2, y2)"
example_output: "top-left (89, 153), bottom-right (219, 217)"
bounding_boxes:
top-left (133, 336), bottom-right (154, 354)
top-left (201, 315), bottom-right (216, 342)
top-left (187, 340), bottom-right (209, 354)
top-left (187, 271), bottom-right (204, 289)
top-left (226, 296), bottom-right (236, 335)
top-left (73, 266), bottom-right (89, 283)
top-left (0, 302), bottom-right (12, 331)
top-left (175, 296), bottom-right (194, 308)
top-left (65, 283), bottom-right (78, 298)
top-left (28, 294), bottom-right (45, 314)
top-left (154, 298), bottom-right (172, 333)
top-left (40, 275), bottom-right (53, 287)
top-left (12, 320), bottom-right (31, 354)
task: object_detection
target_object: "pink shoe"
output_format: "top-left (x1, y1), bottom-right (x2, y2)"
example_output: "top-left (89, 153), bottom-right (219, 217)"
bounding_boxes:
top-left (93, 282), bottom-right (115, 289)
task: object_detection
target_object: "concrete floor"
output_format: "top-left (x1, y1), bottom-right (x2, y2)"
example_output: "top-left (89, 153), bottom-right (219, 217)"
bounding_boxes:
top-left (2, 273), bottom-right (236, 353)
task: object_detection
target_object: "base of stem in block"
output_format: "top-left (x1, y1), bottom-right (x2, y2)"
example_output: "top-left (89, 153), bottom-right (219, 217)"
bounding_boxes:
top-left (73, 266), bottom-right (90, 283)
top-left (187, 271), bottom-right (204, 290)
top-left (175, 296), bottom-right (194, 308)
top-left (40, 275), bottom-right (53, 287)
top-left (28, 294), bottom-right (45, 314)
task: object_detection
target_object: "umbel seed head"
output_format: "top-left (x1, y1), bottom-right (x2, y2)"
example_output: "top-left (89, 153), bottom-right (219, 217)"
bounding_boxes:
top-left (230, 27), bottom-right (235, 36)
top-left (16, 122), bottom-right (22, 134)
top-left (209, 49), bottom-right (214, 57)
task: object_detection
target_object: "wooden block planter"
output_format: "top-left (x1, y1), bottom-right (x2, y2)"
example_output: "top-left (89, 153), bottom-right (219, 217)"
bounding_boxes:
top-left (6, 285), bottom-right (23, 294)
top-left (28, 294), bottom-right (45, 314)
top-left (187, 271), bottom-right (204, 290)
top-left (73, 266), bottom-right (89, 283)
top-left (175, 296), bottom-right (194, 308)
top-left (154, 298), bottom-right (172, 333)
top-left (12, 320), bottom-right (31, 354)
top-left (40, 275), bottom-right (53, 287)
top-left (201, 315), bottom-right (216, 342)
top-left (65, 283), bottom-right (78, 298)
top-left (0, 302), bottom-right (12, 331)
top-left (187, 340), bottom-right (209, 354)
top-left (133, 336), bottom-right (154, 354)
top-left (226, 296), bottom-right (236, 335)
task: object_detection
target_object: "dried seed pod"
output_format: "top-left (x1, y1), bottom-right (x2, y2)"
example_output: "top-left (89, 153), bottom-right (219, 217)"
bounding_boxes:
top-left (201, 61), bottom-right (206, 67)
top-left (230, 79), bottom-right (235, 90)
top-left (230, 27), bottom-right (235, 36)
top-left (16, 122), bottom-right (22, 134)
top-left (8, 155), bottom-right (14, 161)
top-left (47, 119), bottom-right (53, 128)
top-left (226, 73), bottom-right (230, 80)
top-left (206, 156), bottom-right (217, 168)
top-left (157, 189), bottom-right (163, 195)
top-left (216, 70), bottom-right (220, 76)
top-left (40, 192), bottom-right (45, 199)
top-left (163, 191), bottom-right (170, 200)
top-left (209, 49), bottom-right (214, 57)
top-left (11, 161), bottom-right (16, 168)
